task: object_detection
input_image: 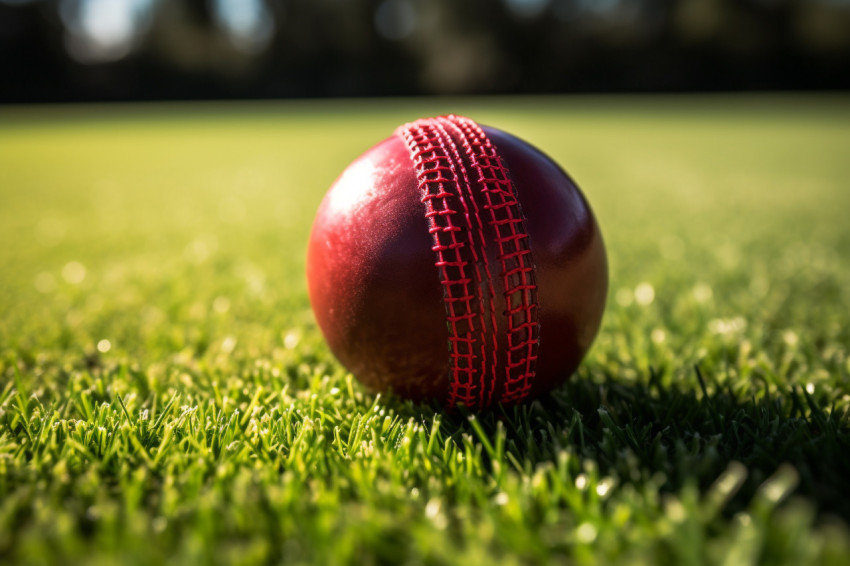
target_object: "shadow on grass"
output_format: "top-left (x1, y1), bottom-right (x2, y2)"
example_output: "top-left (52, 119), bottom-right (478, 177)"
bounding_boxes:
top-left (394, 366), bottom-right (850, 523)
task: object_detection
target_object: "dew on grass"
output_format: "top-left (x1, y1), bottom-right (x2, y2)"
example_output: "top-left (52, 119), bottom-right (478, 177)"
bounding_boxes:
top-left (783, 330), bottom-right (799, 347)
top-left (665, 499), bottom-right (686, 522)
top-left (709, 317), bottom-right (746, 335)
top-left (425, 498), bottom-right (440, 518)
top-left (575, 474), bottom-right (588, 490)
top-left (213, 296), bottom-right (231, 313)
top-left (693, 282), bottom-right (713, 303)
top-left (711, 462), bottom-right (747, 500)
top-left (576, 522), bottom-right (598, 544)
top-left (634, 283), bottom-right (655, 306)
top-left (284, 332), bottom-right (300, 350)
top-left (651, 329), bottom-right (666, 344)
top-left (761, 465), bottom-right (799, 504)
top-left (425, 499), bottom-right (448, 529)
top-left (221, 336), bottom-right (237, 354)
top-left (62, 261), bottom-right (86, 284)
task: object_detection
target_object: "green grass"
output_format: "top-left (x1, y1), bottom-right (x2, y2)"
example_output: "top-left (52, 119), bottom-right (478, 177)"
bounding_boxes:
top-left (1, 95), bottom-right (849, 565)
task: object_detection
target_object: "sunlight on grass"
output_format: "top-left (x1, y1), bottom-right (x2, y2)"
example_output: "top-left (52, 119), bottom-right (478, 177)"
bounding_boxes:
top-left (1, 95), bottom-right (849, 565)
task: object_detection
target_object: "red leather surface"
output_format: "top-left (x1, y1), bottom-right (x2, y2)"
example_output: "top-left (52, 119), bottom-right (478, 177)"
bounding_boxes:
top-left (306, 120), bottom-right (607, 407)
top-left (485, 127), bottom-right (608, 400)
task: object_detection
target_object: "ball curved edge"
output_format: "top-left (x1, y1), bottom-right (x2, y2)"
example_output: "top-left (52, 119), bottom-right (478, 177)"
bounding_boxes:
top-left (307, 121), bottom-right (608, 408)
top-left (306, 134), bottom-right (451, 403)
top-left (483, 127), bottom-right (608, 399)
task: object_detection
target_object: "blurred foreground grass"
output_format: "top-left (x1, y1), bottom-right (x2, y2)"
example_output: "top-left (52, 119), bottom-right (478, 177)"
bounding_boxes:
top-left (1, 95), bottom-right (849, 565)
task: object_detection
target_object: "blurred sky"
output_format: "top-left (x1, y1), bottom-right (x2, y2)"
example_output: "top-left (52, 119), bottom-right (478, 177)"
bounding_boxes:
top-left (1, 0), bottom-right (849, 102)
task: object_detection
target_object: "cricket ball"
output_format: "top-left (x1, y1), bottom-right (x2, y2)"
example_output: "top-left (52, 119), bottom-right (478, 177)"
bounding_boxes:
top-left (307, 115), bottom-right (607, 410)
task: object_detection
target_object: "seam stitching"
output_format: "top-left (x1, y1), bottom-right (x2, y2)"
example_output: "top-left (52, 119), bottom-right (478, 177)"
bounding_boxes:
top-left (450, 116), bottom-right (541, 405)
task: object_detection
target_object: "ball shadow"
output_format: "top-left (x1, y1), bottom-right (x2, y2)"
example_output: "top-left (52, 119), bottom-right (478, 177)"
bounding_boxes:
top-left (391, 366), bottom-right (850, 522)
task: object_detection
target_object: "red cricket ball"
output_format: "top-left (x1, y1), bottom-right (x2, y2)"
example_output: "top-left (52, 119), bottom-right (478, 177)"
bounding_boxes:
top-left (307, 115), bottom-right (607, 410)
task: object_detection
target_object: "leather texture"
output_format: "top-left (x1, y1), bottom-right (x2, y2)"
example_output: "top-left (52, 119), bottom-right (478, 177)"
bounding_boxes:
top-left (306, 120), bottom-right (607, 407)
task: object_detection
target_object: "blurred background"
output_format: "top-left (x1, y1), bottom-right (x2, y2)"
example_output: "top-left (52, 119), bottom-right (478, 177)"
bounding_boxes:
top-left (1, 0), bottom-right (849, 103)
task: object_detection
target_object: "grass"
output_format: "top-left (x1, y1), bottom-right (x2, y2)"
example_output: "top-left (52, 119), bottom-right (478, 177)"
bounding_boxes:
top-left (1, 94), bottom-right (849, 565)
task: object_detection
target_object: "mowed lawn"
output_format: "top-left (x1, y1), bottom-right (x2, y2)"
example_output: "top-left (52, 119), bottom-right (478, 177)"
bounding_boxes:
top-left (1, 96), bottom-right (849, 565)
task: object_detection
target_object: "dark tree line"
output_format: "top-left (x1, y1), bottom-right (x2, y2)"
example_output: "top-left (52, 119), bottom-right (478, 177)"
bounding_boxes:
top-left (1, 0), bottom-right (848, 103)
